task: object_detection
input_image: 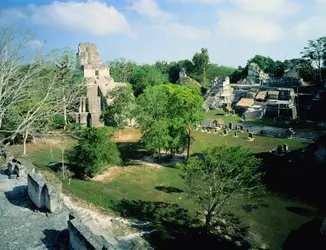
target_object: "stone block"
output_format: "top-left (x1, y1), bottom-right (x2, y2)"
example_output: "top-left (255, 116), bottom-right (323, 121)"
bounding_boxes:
top-left (68, 217), bottom-right (116, 250)
top-left (27, 173), bottom-right (62, 213)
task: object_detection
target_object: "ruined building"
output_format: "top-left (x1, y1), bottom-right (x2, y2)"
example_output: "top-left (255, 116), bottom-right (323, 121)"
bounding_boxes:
top-left (204, 77), bottom-right (235, 109)
top-left (75, 43), bottom-right (125, 127)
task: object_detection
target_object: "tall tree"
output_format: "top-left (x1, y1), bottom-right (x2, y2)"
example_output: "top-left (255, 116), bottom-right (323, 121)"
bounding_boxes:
top-left (301, 37), bottom-right (326, 84)
top-left (192, 48), bottom-right (209, 85)
top-left (101, 85), bottom-right (135, 137)
top-left (181, 146), bottom-right (265, 233)
top-left (136, 84), bottom-right (203, 158)
top-left (107, 58), bottom-right (135, 83)
top-left (0, 27), bottom-right (82, 154)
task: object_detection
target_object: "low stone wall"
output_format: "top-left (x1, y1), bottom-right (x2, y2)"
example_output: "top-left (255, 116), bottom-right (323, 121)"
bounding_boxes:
top-left (27, 172), bottom-right (62, 213)
top-left (6, 157), bottom-right (35, 179)
top-left (68, 214), bottom-right (114, 250)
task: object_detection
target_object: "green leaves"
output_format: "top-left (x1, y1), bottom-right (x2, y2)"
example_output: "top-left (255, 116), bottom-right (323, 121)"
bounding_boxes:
top-left (181, 145), bottom-right (265, 231)
top-left (135, 84), bottom-right (203, 157)
top-left (69, 127), bottom-right (121, 178)
top-left (102, 86), bottom-right (135, 130)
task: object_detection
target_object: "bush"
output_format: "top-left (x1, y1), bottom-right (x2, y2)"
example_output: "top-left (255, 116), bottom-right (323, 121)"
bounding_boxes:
top-left (50, 115), bottom-right (66, 129)
top-left (68, 127), bottom-right (121, 178)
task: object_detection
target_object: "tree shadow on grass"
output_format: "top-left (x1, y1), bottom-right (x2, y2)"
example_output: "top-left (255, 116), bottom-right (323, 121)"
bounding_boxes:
top-left (282, 218), bottom-right (326, 250)
top-left (256, 151), bottom-right (326, 211)
top-left (155, 186), bottom-right (183, 193)
top-left (286, 206), bottom-right (322, 217)
top-left (116, 142), bottom-right (150, 165)
top-left (109, 199), bottom-right (252, 250)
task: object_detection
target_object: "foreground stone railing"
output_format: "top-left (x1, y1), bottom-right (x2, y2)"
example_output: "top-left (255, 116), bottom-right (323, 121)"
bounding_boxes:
top-left (27, 172), bottom-right (63, 213)
top-left (68, 214), bottom-right (115, 250)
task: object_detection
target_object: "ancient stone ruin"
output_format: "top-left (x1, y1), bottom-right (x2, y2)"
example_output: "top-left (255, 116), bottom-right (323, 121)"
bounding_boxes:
top-left (68, 213), bottom-right (115, 250)
top-left (204, 77), bottom-right (235, 109)
top-left (75, 43), bottom-right (126, 127)
top-left (27, 172), bottom-right (63, 213)
top-left (6, 157), bottom-right (35, 179)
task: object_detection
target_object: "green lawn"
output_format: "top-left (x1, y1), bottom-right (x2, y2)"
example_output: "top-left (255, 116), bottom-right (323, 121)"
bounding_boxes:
top-left (61, 166), bottom-right (324, 249)
top-left (11, 132), bottom-right (321, 249)
top-left (203, 110), bottom-right (324, 130)
top-left (191, 131), bottom-right (310, 154)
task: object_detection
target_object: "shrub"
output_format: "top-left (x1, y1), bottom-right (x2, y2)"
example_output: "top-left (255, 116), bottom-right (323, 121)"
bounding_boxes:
top-left (50, 114), bottom-right (66, 129)
top-left (68, 127), bottom-right (121, 178)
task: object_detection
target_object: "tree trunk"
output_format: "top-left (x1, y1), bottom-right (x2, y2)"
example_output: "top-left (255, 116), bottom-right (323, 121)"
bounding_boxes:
top-left (23, 129), bottom-right (28, 156)
top-left (61, 148), bottom-right (65, 179)
top-left (187, 129), bottom-right (191, 161)
top-left (63, 94), bottom-right (67, 130)
top-left (205, 210), bottom-right (213, 234)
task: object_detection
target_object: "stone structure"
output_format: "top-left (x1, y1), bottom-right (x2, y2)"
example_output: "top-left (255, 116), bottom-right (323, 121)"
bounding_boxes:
top-left (283, 59), bottom-right (301, 79)
top-left (204, 77), bottom-right (235, 109)
top-left (68, 214), bottom-right (115, 250)
top-left (247, 132), bottom-right (255, 141)
top-left (179, 68), bottom-right (187, 84)
top-left (27, 172), bottom-right (62, 213)
top-left (7, 157), bottom-right (34, 179)
top-left (246, 62), bottom-right (270, 85)
top-left (75, 43), bottom-right (126, 127)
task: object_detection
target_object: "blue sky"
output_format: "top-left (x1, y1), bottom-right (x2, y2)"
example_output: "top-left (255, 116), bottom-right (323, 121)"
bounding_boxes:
top-left (1, 0), bottom-right (325, 67)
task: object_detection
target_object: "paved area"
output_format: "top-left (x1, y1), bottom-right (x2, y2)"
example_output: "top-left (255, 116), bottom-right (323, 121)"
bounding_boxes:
top-left (0, 171), bottom-right (69, 250)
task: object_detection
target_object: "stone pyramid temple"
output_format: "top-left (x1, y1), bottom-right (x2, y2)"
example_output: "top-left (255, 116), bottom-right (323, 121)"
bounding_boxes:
top-left (75, 43), bottom-right (125, 127)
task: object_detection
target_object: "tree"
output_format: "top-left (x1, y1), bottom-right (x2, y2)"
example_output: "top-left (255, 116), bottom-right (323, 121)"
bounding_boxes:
top-left (135, 84), bottom-right (203, 158)
top-left (142, 119), bottom-right (171, 159)
top-left (206, 64), bottom-right (235, 80)
top-left (301, 37), bottom-right (326, 84)
top-left (163, 84), bottom-right (203, 159)
top-left (154, 60), bottom-right (170, 74)
top-left (129, 64), bottom-right (169, 96)
top-left (248, 55), bottom-right (277, 75)
top-left (192, 48), bottom-right (209, 86)
top-left (69, 127), bottom-right (121, 178)
top-left (0, 27), bottom-right (83, 155)
top-left (101, 85), bottom-right (135, 137)
top-left (181, 146), bottom-right (265, 233)
top-left (107, 58), bottom-right (135, 83)
top-left (230, 66), bottom-right (247, 83)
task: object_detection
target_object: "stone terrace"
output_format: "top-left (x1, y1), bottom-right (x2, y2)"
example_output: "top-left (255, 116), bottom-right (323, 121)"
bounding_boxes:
top-left (0, 171), bottom-right (69, 250)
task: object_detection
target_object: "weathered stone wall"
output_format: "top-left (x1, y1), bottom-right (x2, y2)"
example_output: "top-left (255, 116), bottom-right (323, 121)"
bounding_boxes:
top-left (27, 172), bottom-right (62, 213)
top-left (68, 215), bottom-right (114, 250)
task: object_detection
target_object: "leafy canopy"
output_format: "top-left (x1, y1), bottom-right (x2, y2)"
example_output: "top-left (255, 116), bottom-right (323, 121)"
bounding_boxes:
top-left (136, 84), bottom-right (203, 157)
top-left (101, 85), bottom-right (135, 129)
top-left (181, 145), bottom-right (265, 231)
top-left (69, 127), bottom-right (121, 178)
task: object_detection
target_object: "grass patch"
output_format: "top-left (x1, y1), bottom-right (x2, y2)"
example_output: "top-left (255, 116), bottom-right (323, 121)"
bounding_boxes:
top-left (191, 131), bottom-right (310, 154)
top-left (203, 110), bottom-right (325, 131)
top-left (9, 128), bottom-right (322, 249)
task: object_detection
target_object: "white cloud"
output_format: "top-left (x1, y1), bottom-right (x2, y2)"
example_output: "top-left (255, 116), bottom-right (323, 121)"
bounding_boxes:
top-left (216, 10), bottom-right (284, 43)
top-left (169, 0), bottom-right (225, 5)
top-left (26, 39), bottom-right (45, 49)
top-left (1, 1), bottom-right (132, 36)
top-left (158, 22), bottom-right (210, 40)
top-left (231, 0), bottom-right (302, 17)
top-left (131, 0), bottom-right (172, 22)
top-left (293, 0), bottom-right (326, 40)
